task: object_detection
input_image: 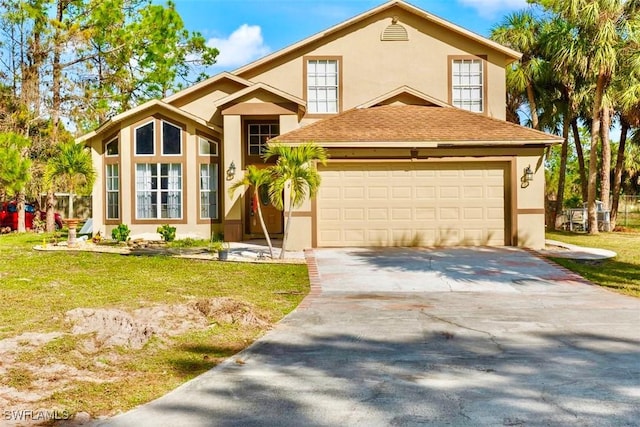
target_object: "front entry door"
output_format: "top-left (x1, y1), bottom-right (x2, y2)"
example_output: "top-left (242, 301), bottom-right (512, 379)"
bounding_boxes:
top-left (248, 185), bottom-right (283, 235)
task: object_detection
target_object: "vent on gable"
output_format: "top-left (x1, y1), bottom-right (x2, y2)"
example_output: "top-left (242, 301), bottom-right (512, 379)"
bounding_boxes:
top-left (381, 16), bottom-right (408, 41)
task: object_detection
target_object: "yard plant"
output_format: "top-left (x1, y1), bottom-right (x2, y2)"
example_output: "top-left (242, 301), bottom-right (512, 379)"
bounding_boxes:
top-left (0, 233), bottom-right (309, 418)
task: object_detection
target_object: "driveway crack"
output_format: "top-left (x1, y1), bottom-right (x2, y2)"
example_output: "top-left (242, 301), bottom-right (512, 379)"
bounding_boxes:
top-left (420, 312), bottom-right (505, 353)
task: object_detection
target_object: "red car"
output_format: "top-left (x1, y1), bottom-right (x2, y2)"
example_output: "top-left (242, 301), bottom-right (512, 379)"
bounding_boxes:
top-left (0, 201), bottom-right (63, 231)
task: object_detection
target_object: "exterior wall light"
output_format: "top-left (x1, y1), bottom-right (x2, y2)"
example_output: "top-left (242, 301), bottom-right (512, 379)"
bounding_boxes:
top-left (226, 161), bottom-right (236, 180)
top-left (524, 165), bottom-right (534, 182)
top-left (521, 165), bottom-right (534, 188)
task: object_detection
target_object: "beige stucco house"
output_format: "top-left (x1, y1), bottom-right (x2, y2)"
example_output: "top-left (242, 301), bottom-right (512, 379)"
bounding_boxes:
top-left (79, 0), bottom-right (561, 250)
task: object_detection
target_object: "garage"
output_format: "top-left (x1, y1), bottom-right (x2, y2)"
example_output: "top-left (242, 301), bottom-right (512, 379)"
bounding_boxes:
top-left (317, 162), bottom-right (509, 247)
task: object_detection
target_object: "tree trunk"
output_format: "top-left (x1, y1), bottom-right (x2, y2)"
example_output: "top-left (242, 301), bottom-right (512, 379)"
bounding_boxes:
top-left (68, 192), bottom-right (74, 219)
top-left (254, 189), bottom-right (274, 258)
top-left (526, 83), bottom-right (540, 130)
top-left (46, 191), bottom-right (56, 232)
top-left (280, 188), bottom-right (294, 260)
top-left (610, 119), bottom-right (629, 230)
top-left (553, 113), bottom-right (571, 229)
top-left (572, 118), bottom-right (588, 202)
top-left (51, 0), bottom-right (65, 142)
top-left (17, 190), bottom-right (26, 232)
top-left (47, 0), bottom-right (67, 232)
top-left (600, 108), bottom-right (612, 216)
top-left (587, 74), bottom-right (606, 234)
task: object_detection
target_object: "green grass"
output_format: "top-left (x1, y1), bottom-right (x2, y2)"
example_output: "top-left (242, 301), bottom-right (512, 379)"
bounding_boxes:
top-left (546, 230), bottom-right (640, 297)
top-left (0, 232), bottom-right (309, 417)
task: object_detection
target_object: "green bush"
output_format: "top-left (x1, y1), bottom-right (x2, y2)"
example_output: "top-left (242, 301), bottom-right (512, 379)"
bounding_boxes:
top-left (111, 224), bottom-right (130, 242)
top-left (157, 224), bottom-right (176, 242)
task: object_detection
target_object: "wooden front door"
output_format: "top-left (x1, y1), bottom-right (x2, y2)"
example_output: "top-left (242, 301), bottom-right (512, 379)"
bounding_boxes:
top-left (248, 185), bottom-right (283, 235)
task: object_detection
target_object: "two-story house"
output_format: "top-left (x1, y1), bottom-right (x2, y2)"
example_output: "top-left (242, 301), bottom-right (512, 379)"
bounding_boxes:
top-left (78, 0), bottom-right (561, 250)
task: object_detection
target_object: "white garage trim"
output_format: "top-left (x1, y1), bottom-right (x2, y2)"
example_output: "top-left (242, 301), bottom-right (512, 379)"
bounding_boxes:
top-left (316, 161), bottom-right (511, 247)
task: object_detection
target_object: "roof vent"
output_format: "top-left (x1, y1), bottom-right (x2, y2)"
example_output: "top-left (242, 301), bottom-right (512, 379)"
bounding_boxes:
top-left (381, 16), bottom-right (408, 41)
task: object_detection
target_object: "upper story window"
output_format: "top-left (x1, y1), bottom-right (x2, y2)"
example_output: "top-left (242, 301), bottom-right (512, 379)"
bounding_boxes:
top-left (135, 122), bottom-right (154, 155)
top-left (105, 137), bottom-right (119, 156)
top-left (162, 121), bottom-right (182, 155)
top-left (199, 136), bottom-right (218, 156)
top-left (248, 123), bottom-right (279, 156)
top-left (135, 119), bottom-right (184, 156)
top-left (307, 59), bottom-right (339, 114)
top-left (451, 58), bottom-right (484, 113)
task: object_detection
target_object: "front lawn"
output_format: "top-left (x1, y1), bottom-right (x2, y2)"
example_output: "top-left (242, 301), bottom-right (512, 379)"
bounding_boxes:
top-left (0, 232), bottom-right (309, 419)
top-left (546, 230), bottom-right (640, 298)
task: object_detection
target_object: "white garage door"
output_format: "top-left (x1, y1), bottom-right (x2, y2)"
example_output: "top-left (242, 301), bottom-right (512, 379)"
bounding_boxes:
top-left (317, 162), bottom-right (508, 247)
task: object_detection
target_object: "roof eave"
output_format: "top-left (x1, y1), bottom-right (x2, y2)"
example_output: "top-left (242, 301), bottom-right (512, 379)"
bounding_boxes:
top-left (271, 139), bottom-right (561, 147)
top-left (76, 99), bottom-right (222, 144)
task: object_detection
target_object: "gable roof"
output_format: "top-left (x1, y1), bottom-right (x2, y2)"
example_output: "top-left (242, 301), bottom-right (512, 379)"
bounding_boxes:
top-left (272, 105), bottom-right (562, 147)
top-left (356, 86), bottom-right (451, 109)
top-left (162, 72), bottom-right (253, 105)
top-left (76, 99), bottom-right (222, 144)
top-left (214, 82), bottom-right (306, 109)
top-left (234, 0), bottom-right (521, 76)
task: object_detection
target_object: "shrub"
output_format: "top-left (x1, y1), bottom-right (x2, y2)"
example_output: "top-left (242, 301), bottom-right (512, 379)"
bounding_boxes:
top-left (157, 224), bottom-right (176, 242)
top-left (111, 224), bottom-right (130, 242)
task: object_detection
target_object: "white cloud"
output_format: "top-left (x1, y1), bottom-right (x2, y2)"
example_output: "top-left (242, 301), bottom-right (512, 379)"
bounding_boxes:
top-left (206, 24), bottom-right (270, 68)
top-left (457, 0), bottom-right (529, 18)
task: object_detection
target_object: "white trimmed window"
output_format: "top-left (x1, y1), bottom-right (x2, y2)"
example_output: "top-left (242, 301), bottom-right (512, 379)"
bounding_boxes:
top-left (307, 59), bottom-right (339, 114)
top-left (105, 138), bottom-right (119, 156)
top-left (135, 122), bottom-right (154, 155)
top-left (452, 58), bottom-right (483, 112)
top-left (162, 121), bottom-right (182, 155)
top-left (106, 164), bottom-right (119, 219)
top-left (199, 164), bottom-right (219, 219)
top-left (135, 163), bottom-right (182, 219)
top-left (248, 123), bottom-right (279, 156)
top-left (199, 136), bottom-right (218, 156)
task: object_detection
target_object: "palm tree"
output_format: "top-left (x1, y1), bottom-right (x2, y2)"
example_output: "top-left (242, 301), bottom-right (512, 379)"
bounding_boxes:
top-left (611, 75), bottom-right (640, 228)
top-left (491, 10), bottom-right (546, 130)
top-left (44, 142), bottom-right (96, 222)
top-left (263, 143), bottom-right (327, 259)
top-left (228, 165), bottom-right (275, 259)
top-left (539, 17), bottom-right (589, 228)
top-left (536, 0), bottom-right (640, 233)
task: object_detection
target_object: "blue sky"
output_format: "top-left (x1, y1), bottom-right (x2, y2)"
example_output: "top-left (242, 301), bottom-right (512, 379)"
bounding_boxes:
top-left (169, 0), bottom-right (531, 73)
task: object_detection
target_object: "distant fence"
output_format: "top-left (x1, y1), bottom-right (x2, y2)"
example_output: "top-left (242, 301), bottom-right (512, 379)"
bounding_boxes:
top-left (38, 193), bottom-right (92, 219)
top-left (617, 195), bottom-right (640, 228)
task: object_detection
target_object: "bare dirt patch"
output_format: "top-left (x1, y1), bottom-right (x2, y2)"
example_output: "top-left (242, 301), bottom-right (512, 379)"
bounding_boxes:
top-left (0, 298), bottom-right (269, 425)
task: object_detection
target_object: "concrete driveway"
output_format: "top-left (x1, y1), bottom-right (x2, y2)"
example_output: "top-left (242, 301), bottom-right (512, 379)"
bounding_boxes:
top-left (98, 247), bottom-right (640, 426)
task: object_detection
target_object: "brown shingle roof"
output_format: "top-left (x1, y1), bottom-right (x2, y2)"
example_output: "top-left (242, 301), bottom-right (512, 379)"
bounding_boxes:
top-left (272, 105), bottom-right (562, 146)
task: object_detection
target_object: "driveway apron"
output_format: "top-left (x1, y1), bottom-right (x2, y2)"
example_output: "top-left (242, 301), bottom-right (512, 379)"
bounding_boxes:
top-left (98, 247), bottom-right (640, 427)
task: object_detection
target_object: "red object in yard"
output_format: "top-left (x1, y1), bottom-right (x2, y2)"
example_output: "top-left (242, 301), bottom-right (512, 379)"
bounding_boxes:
top-left (0, 201), bottom-right (63, 231)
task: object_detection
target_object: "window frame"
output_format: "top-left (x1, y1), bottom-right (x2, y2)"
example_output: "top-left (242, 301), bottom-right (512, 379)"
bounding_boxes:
top-left (198, 163), bottom-right (220, 221)
top-left (103, 133), bottom-right (120, 224)
top-left (161, 120), bottom-right (183, 156)
top-left (105, 137), bottom-right (119, 157)
top-left (196, 132), bottom-right (221, 224)
top-left (303, 56), bottom-right (342, 118)
top-left (448, 55), bottom-right (488, 115)
top-left (245, 121), bottom-right (280, 161)
top-left (105, 163), bottom-right (120, 221)
top-left (134, 162), bottom-right (183, 221)
top-left (134, 120), bottom-right (155, 156)
top-left (198, 135), bottom-right (219, 157)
